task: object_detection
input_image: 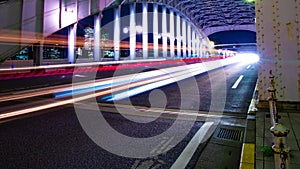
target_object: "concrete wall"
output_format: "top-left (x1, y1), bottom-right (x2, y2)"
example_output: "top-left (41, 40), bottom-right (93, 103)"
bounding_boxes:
top-left (0, 0), bottom-right (23, 62)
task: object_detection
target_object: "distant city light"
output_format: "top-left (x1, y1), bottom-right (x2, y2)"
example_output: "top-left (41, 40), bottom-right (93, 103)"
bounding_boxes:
top-left (123, 27), bottom-right (129, 34)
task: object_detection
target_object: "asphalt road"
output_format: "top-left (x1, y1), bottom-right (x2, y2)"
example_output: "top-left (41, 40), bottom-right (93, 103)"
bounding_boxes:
top-left (0, 62), bottom-right (258, 169)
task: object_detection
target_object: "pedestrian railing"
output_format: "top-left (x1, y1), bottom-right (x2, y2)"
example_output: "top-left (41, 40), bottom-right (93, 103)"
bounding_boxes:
top-left (267, 70), bottom-right (290, 169)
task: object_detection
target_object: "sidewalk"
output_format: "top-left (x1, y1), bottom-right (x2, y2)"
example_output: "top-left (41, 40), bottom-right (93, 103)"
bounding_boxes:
top-left (255, 102), bottom-right (300, 169)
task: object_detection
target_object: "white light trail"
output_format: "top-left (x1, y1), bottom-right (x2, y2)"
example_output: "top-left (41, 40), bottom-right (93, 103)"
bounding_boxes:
top-left (104, 57), bottom-right (242, 101)
top-left (0, 59), bottom-right (166, 72)
top-left (0, 57), bottom-right (243, 120)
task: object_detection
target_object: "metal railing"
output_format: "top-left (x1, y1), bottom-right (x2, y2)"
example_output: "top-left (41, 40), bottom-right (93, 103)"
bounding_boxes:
top-left (267, 70), bottom-right (290, 169)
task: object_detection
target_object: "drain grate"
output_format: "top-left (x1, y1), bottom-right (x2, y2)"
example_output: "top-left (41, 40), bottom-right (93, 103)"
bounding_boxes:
top-left (214, 127), bottom-right (243, 142)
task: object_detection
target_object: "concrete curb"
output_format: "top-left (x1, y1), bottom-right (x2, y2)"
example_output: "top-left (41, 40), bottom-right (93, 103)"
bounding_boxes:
top-left (239, 80), bottom-right (258, 169)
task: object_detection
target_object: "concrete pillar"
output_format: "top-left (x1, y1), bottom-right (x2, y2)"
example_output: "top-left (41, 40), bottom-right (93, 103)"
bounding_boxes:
top-left (170, 10), bottom-right (175, 58)
top-left (176, 14), bottom-right (181, 58)
top-left (197, 37), bottom-right (200, 58)
top-left (68, 23), bottom-right (77, 64)
top-left (142, 3), bottom-right (148, 59)
top-left (33, 44), bottom-right (43, 66)
top-left (200, 40), bottom-right (204, 58)
top-left (162, 6), bottom-right (167, 58)
top-left (192, 30), bottom-right (196, 57)
top-left (94, 13), bottom-right (101, 62)
top-left (22, 0), bottom-right (44, 66)
top-left (182, 19), bottom-right (187, 58)
top-left (187, 24), bottom-right (191, 57)
top-left (153, 4), bottom-right (159, 58)
top-left (129, 4), bottom-right (136, 60)
top-left (256, 0), bottom-right (300, 101)
top-left (114, 7), bottom-right (120, 61)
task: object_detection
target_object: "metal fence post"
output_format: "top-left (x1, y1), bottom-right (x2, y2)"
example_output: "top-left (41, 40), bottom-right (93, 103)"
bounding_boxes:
top-left (270, 123), bottom-right (290, 169)
top-left (267, 70), bottom-right (278, 125)
top-left (267, 70), bottom-right (290, 169)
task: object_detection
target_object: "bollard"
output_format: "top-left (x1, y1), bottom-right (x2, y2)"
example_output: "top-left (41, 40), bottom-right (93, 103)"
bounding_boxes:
top-left (270, 123), bottom-right (290, 169)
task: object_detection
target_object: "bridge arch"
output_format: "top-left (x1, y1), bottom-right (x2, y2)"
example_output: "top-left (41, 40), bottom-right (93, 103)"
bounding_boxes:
top-left (203, 24), bottom-right (256, 37)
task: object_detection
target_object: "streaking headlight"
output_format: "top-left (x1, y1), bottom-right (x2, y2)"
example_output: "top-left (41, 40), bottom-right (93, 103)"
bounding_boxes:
top-left (236, 53), bottom-right (260, 63)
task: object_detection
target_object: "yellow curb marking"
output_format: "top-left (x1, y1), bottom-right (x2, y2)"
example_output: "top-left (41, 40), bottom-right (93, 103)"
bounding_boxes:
top-left (239, 143), bottom-right (255, 169)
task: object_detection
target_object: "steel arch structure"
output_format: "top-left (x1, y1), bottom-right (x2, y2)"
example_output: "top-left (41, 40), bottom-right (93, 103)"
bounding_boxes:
top-left (135, 0), bottom-right (256, 36)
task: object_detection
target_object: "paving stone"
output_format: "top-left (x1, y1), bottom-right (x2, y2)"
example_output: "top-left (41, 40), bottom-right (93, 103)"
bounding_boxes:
top-left (290, 150), bottom-right (300, 165)
top-left (255, 159), bottom-right (263, 169)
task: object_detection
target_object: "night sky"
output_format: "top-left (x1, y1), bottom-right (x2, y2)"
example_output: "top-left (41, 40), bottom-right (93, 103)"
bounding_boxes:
top-left (208, 30), bottom-right (256, 45)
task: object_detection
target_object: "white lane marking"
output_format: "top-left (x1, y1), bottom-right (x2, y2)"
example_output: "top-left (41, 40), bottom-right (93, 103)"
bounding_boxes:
top-left (247, 65), bottom-right (251, 69)
top-left (170, 122), bottom-right (214, 169)
top-left (232, 75), bottom-right (244, 89)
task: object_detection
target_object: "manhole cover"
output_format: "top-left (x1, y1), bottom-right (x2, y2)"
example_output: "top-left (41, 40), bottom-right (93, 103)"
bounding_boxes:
top-left (214, 127), bottom-right (243, 142)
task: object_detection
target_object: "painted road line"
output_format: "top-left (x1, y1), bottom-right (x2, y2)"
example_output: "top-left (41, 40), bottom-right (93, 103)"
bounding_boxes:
top-left (247, 80), bottom-right (259, 115)
top-left (232, 75), bottom-right (244, 89)
top-left (170, 122), bottom-right (214, 169)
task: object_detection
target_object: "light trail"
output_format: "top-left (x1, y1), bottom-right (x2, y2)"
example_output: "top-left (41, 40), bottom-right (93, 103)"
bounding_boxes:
top-left (0, 57), bottom-right (242, 120)
top-left (0, 68), bottom-right (190, 120)
top-left (103, 64), bottom-right (208, 101)
top-left (55, 58), bottom-right (241, 101)
top-left (0, 61), bottom-right (184, 101)
top-left (0, 58), bottom-right (166, 72)
top-left (102, 56), bottom-right (242, 101)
